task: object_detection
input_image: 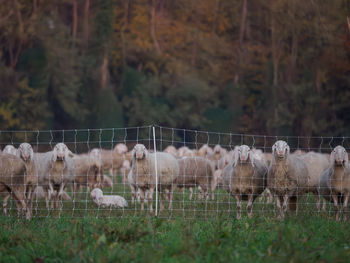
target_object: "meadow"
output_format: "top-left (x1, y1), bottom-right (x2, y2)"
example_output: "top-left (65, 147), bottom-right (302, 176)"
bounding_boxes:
top-left (1, 177), bottom-right (350, 262)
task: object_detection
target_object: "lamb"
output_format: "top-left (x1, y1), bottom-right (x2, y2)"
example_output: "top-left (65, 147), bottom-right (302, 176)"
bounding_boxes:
top-left (71, 155), bottom-right (103, 195)
top-left (299, 152), bottom-right (329, 210)
top-left (33, 143), bottom-right (74, 210)
top-left (130, 144), bottom-right (179, 213)
top-left (90, 188), bottom-right (128, 208)
top-left (0, 154), bottom-right (30, 219)
top-left (222, 145), bottom-right (267, 219)
top-left (267, 140), bottom-right (309, 219)
top-left (2, 145), bottom-right (18, 156)
top-left (318, 145), bottom-right (350, 221)
top-left (175, 157), bottom-right (215, 200)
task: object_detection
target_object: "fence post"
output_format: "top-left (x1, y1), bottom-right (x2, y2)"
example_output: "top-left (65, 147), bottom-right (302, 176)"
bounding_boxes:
top-left (152, 126), bottom-right (158, 216)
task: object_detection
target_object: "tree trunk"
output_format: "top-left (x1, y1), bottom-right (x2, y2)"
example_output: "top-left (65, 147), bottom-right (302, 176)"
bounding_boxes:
top-left (100, 54), bottom-right (108, 90)
top-left (72, 0), bottom-right (78, 42)
top-left (234, 0), bottom-right (247, 84)
top-left (271, 13), bottom-right (281, 87)
top-left (121, 0), bottom-right (129, 68)
top-left (83, 0), bottom-right (90, 46)
top-left (150, 0), bottom-right (161, 54)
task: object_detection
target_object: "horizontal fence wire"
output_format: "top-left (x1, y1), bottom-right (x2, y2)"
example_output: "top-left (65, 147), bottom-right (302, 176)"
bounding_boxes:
top-left (0, 125), bottom-right (349, 220)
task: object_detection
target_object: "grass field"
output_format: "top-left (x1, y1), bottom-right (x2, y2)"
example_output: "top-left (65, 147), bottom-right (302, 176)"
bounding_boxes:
top-left (1, 176), bottom-right (350, 262)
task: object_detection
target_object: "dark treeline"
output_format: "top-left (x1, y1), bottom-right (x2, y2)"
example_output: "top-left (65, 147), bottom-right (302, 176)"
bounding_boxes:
top-left (1, 0), bottom-right (350, 137)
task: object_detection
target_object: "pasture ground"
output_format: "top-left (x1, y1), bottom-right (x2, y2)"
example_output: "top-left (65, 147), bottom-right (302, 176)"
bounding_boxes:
top-left (1, 214), bottom-right (350, 262)
top-left (1, 175), bottom-right (350, 262)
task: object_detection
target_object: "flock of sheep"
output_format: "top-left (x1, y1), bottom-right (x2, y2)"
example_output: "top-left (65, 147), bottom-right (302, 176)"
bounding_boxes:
top-left (0, 139), bottom-right (349, 221)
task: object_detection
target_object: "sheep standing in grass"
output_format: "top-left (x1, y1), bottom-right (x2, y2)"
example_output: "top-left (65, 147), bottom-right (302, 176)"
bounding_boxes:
top-left (299, 152), bottom-right (329, 210)
top-left (90, 188), bottom-right (128, 208)
top-left (267, 140), bottom-right (309, 219)
top-left (34, 143), bottom-right (74, 210)
top-left (17, 143), bottom-right (38, 211)
top-left (222, 145), bottom-right (267, 219)
top-left (175, 157), bottom-right (215, 200)
top-left (3, 145), bottom-right (18, 156)
top-left (0, 154), bottom-right (30, 219)
top-left (318, 146), bottom-right (350, 221)
top-left (130, 144), bottom-right (179, 213)
top-left (71, 155), bottom-right (103, 195)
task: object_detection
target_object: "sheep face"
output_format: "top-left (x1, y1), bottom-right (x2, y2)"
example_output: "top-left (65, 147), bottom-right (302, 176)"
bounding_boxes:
top-left (133, 144), bottom-right (148, 160)
top-left (90, 148), bottom-right (101, 159)
top-left (214, 145), bottom-right (221, 154)
top-left (18, 143), bottom-right (34, 162)
top-left (114, 143), bottom-right (128, 154)
top-left (52, 143), bottom-right (71, 162)
top-left (272, 140), bottom-right (290, 159)
top-left (234, 145), bottom-right (254, 167)
top-left (3, 145), bottom-right (17, 156)
top-left (90, 188), bottom-right (103, 201)
top-left (330, 146), bottom-right (349, 166)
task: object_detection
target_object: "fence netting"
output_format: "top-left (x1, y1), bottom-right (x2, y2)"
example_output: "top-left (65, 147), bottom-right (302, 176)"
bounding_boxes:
top-left (0, 125), bottom-right (349, 220)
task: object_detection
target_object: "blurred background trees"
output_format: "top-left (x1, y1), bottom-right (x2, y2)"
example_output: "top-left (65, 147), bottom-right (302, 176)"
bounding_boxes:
top-left (0, 0), bottom-right (349, 136)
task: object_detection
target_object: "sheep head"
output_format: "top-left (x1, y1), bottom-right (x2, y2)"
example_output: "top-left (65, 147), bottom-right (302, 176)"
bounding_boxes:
top-left (90, 148), bottom-right (101, 159)
top-left (52, 143), bottom-right (72, 162)
top-left (18, 143), bottom-right (34, 162)
top-left (114, 143), bottom-right (128, 154)
top-left (90, 188), bottom-right (103, 201)
top-left (233, 145), bottom-right (254, 167)
top-left (330, 145), bottom-right (349, 166)
top-left (3, 145), bottom-right (17, 156)
top-left (272, 140), bottom-right (290, 160)
top-left (133, 144), bottom-right (148, 160)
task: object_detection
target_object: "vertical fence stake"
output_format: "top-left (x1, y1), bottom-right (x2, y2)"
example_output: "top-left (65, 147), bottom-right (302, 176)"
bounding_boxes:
top-left (153, 126), bottom-right (158, 216)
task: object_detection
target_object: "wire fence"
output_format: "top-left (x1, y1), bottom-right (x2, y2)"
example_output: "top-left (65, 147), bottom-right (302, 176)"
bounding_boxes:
top-left (0, 125), bottom-right (349, 220)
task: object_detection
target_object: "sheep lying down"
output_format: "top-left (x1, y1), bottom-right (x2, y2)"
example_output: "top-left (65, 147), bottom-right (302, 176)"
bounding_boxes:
top-left (90, 188), bottom-right (128, 208)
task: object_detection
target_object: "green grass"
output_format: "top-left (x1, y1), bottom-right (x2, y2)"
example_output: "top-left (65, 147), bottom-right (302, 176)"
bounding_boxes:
top-left (1, 175), bottom-right (350, 262)
top-left (0, 216), bottom-right (349, 262)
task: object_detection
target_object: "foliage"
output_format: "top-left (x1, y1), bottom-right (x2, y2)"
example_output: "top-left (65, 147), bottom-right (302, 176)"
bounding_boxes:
top-left (0, 0), bottom-right (349, 136)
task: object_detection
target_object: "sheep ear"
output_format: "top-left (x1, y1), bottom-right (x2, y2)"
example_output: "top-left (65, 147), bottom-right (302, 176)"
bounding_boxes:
top-left (344, 150), bottom-right (349, 166)
top-left (51, 151), bottom-right (57, 162)
top-left (272, 144), bottom-right (276, 154)
top-left (233, 149), bottom-right (239, 167)
top-left (249, 151), bottom-right (255, 167)
top-left (286, 145), bottom-right (290, 155)
top-left (330, 150), bottom-right (335, 165)
top-left (68, 151), bottom-right (74, 158)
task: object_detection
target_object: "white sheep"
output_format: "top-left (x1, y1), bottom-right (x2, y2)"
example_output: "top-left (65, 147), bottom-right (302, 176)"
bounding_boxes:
top-left (267, 140), bottom-right (309, 219)
top-left (130, 144), bottom-right (179, 213)
top-left (318, 145), bottom-right (350, 221)
top-left (299, 151), bottom-right (329, 210)
top-left (90, 188), bottom-right (128, 208)
top-left (3, 145), bottom-right (18, 156)
top-left (0, 154), bottom-right (30, 219)
top-left (222, 145), bottom-right (267, 219)
top-left (33, 143), bottom-right (74, 210)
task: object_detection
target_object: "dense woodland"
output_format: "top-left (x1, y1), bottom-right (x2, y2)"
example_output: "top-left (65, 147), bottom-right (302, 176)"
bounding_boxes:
top-left (0, 0), bottom-right (350, 137)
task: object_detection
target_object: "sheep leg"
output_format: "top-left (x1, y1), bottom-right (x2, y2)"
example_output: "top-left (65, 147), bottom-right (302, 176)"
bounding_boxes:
top-left (148, 188), bottom-right (154, 214)
top-left (130, 184), bottom-right (136, 204)
top-left (276, 196), bottom-right (284, 219)
top-left (322, 198), bottom-right (327, 211)
top-left (234, 194), bottom-right (242, 219)
top-left (139, 189), bottom-right (145, 211)
top-left (332, 194), bottom-right (340, 221)
top-left (57, 183), bottom-right (65, 210)
top-left (3, 194), bottom-right (10, 215)
top-left (189, 187), bottom-right (193, 200)
top-left (159, 189), bottom-right (165, 211)
top-left (247, 193), bottom-right (254, 218)
top-left (316, 193), bottom-right (321, 212)
top-left (282, 194), bottom-right (289, 213)
top-left (342, 194), bottom-right (349, 221)
top-left (168, 185), bottom-right (174, 210)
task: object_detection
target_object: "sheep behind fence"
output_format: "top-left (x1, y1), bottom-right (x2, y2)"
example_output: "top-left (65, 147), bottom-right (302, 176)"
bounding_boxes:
top-left (0, 125), bottom-right (349, 220)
